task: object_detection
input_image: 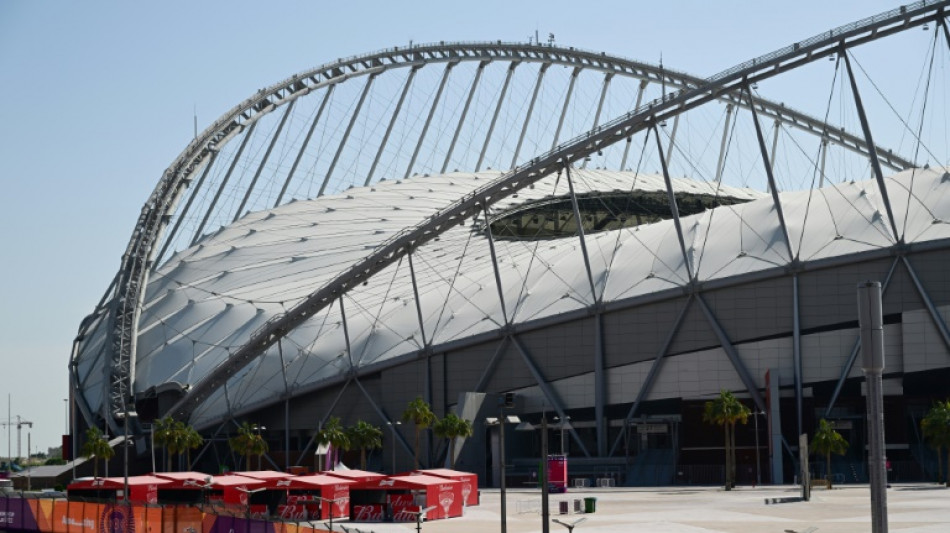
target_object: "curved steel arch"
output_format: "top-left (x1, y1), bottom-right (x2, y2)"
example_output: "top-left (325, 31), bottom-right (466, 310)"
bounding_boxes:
top-left (164, 0), bottom-right (949, 422)
top-left (90, 38), bottom-right (923, 426)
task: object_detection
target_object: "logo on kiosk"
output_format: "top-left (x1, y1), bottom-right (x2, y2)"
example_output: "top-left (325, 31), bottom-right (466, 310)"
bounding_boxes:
top-left (353, 504), bottom-right (385, 522)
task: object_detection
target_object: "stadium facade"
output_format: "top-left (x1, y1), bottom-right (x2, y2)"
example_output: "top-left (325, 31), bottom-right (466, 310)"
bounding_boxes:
top-left (70, 2), bottom-right (950, 486)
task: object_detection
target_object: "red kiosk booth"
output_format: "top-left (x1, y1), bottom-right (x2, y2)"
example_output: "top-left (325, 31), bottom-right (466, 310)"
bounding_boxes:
top-left (272, 474), bottom-right (355, 521)
top-left (347, 474), bottom-right (463, 522)
top-left (206, 475), bottom-right (268, 517)
top-left (414, 469), bottom-right (478, 506)
top-left (67, 475), bottom-right (170, 504)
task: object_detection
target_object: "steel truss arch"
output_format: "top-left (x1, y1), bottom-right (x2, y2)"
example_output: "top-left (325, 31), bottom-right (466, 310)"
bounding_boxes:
top-left (162, 0), bottom-right (949, 423)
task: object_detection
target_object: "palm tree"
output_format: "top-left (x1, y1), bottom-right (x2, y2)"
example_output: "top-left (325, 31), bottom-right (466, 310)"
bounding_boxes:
top-left (181, 424), bottom-right (204, 470)
top-left (921, 400), bottom-right (950, 485)
top-left (81, 426), bottom-right (114, 478)
top-left (228, 422), bottom-right (268, 471)
top-left (703, 389), bottom-right (750, 490)
top-left (347, 420), bottom-right (383, 470)
top-left (316, 416), bottom-right (350, 470)
top-left (811, 419), bottom-right (849, 489)
top-left (402, 396), bottom-right (436, 470)
top-left (433, 413), bottom-right (473, 469)
top-left (153, 416), bottom-right (178, 472)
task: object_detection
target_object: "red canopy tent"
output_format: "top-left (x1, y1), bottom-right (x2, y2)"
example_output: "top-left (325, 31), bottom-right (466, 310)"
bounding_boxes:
top-left (347, 474), bottom-right (463, 522)
top-left (67, 476), bottom-right (170, 504)
top-left (414, 469), bottom-right (478, 506)
top-left (233, 470), bottom-right (293, 484)
top-left (151, 471), bottom-right (215, 505)
top-left (273, 474), bottom-right (355, 520)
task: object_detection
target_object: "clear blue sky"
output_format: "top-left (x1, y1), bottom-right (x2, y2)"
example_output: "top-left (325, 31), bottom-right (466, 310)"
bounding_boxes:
top-left (0, 1), bottom-right (911, 454)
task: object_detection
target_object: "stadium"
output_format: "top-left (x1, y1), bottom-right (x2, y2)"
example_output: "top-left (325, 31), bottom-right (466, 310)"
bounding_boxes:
top-left (69, 1), bottom-right (950, 487)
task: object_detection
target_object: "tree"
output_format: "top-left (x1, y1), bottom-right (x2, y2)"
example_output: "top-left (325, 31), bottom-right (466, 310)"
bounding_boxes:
top-left (433, 413), bottom-right (474, 469)
top-left (921, 400), bottom-right (950, 485)
top-left (402, 396), bottom-right (436, 470)
top-left (228, 422), bottom-right (268, 471)
top-left (153, 416), bottom-right (178, 472)
top-left (811, 418), bottom-right (849, 489)
top-left (81, 426), bottom-right (114, 478)
top-left (347, 420), bottom-right (383, 470)
top-left (316, 416), bottom-right (351, 470)
top-left (181, 424), bottom-right (204, 470)
top-left (703, 389), bottom-right (750, 490)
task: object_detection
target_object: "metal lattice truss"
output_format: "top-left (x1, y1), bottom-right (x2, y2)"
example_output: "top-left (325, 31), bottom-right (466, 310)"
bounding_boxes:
top-left (72, 0), bottom-right (950, 432)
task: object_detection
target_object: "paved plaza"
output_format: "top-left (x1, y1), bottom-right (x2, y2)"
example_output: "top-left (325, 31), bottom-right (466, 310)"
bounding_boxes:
top-left (330, 484), bottom-right (950, 533)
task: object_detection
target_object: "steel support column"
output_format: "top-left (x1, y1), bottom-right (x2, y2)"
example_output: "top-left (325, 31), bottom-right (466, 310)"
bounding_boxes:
top-left (714, 104), bottom-right (735, 183)
top-left (442, 62), bottom-right (487, 174)
top-left (581, 72), bottom-right (613, 169)
top-left (609, 296), bottom-right (692, 456)
top-left (620, 80), bottom-right (648, 170)
top-left (509, 335), bottom-right (591, 457)
top-left (483, 206), bottom-right (511, 323)
top-left (594, 312), bottom-right (606, 456)
top-left (477, 62), bottom-right (519, 171)
top-left (407, 252), bottom-right (430, 346)
top-left (293, 378), bottom-right (352, 466)
top-left (842, 49), bottom-right (901, 241)
top-left (276, 85), bottom-right (334, 205)
top-left (564, 164), bottom-right (599, 301)
top-left (902, 255), bottom-right (950, 352)
top-left (747, 84), bottom-right (794, 260)
top-left (664, 114), bottom-right (681, 165)
top-left (769, 118), bottom-right (781, 173)
top-left (475, 337), bottom-right (512, 393)
top-left (825, 257), bottom-right (899, 417)
top-left (405, 63), bottom-right (457, 179)
top-left (191, 121), bottom-right (258, 245)
top-left (352, 377), bottom-right (415, 461)
top-left (320, 74), bottom-right (377, 196)
top-left (697, 295), bottom-right (767, 412)
top-left (652, 124), bottom-right (694, 280)
top-left (510, 63), bottom-right (550, 169)
top-left (792, 275), bottom-right (803, 436)
top-left (367, 68), bottom-right (418, 185)
top-left (551, 67), bottom-right (581, 151)
top-left (234, 100), bottom-right (295, 222)
top-left (818, 136), bottom-right (829, 188)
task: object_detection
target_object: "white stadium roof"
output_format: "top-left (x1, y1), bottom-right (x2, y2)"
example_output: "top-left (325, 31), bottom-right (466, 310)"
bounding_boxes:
top-left (105, 166), bottom-right (950, 426)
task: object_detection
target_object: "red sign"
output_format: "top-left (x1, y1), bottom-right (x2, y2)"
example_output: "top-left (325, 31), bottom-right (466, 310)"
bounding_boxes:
top-left (388, 493), bottom-right (414, 506)
top-left (392, 505), bottom-right (420, 522)
top-left (277, 504), bottom-right (308, 520)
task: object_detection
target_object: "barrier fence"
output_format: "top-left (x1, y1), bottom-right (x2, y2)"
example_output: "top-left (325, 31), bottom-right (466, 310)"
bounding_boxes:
top-left (0, 494), bottom-right (332, 533)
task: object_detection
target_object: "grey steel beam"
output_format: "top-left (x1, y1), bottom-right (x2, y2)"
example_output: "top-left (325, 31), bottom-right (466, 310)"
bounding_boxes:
top-left (818, 136), bottom-right (829, 188)
top-left (609, 296), bottom-right (692, 457)
top-left (474, 336), bottom-right (512, 393)
top-left (320, 74), bottom-right (378, 196)
top-left (442, 61), bottom-right (488, 174)
top-left (653, 124), bottom-right (694, 280)
top-left (476, 61), bottom-right (519, 171)
top-left (293, 377), bottom-right (352, 466)
top-left (842, 49), bottom-right (901, 242)
top-left (352, 377), bottom-right (415, 460)
top-left (747, 85), bottom-right (794, 260)
top-left (234, 100), bottom-right (295, 223)
top-left (825, 257), bottom-right (899, 417)
top-left (366, 68), bottom-right (418, 185)
top-left (155, 148), bottom-right (219, 265)
top-left (769, 118), bottom-right (781, 174)
top-left (191, 121), bottom-right (257, 245)
top-left (594, 312), bottom-right (606, 456)
top-left (564, 164), bottom-right (599, 301)
top-left (407, 251), bottom-right (429, 347)
top-left (483, 205), bottom-right (511, 323)
top-left (792, 275), bottom-right (803, 436)
top-left (510, 335), bottom-right (591, 458)
top-left (277, 85), bottom-right (334, 206)
top-left (166, 5), bottom-right (946, 421)
top-left (339, 297), bottom-right (355, 367)
top-left (902, 255), bottom-right (950, 352)
top-left (278, 339), bottom-right (290, 470)
top-left (581, 72), bottom-right (614, 169)
top-left (510, 63), bottom-right (551, 169)
top-left (551, 67), bottom-right (582, 151)
top-left (714, 104), bottom-right (735, 183)
top-left (619, 79), bottom-right (648, 170)
top-left (697, 295), bottom-right (767, 412)
top-left (404, 62), bottom-right (457, 179)
top-left (664, 114), bottom-right (681, 165)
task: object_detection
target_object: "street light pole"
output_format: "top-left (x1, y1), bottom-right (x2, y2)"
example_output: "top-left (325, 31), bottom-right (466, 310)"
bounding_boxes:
top-left (485, 414), bottom-right (520, 533)
top-left (387, 421), bottom-right (401, 473)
